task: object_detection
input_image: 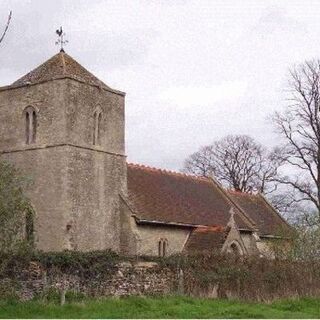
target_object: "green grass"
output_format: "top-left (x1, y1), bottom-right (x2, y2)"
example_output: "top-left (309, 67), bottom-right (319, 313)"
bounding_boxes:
top-left (0, 296), bottom-right (320, 318)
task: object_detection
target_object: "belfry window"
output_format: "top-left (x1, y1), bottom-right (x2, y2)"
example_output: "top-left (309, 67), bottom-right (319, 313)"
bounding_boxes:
top-left (93, 111), bottom-right (102, 146)
top-left (24, 106), bottom-right (37, 144)
top-left (158, 238), bottom-right (168, 257)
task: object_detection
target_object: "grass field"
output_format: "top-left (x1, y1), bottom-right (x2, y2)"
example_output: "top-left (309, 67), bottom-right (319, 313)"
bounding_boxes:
top-left (0, 296), bottom-right (320, 318)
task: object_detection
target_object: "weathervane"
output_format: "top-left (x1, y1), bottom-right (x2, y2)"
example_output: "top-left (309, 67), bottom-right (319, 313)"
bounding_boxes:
top-left (55, 26), bottom-right (68, 52)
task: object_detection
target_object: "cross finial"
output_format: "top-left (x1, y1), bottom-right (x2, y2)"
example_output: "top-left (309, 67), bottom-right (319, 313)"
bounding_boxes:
top-left (55, 26), bottom-right (68, 52)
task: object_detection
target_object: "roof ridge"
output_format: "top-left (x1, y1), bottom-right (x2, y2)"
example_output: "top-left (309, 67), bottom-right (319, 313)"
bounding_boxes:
top-left (127, 162), bottom-right (210, 182)
top-left (60, 51), bottom-right (66, 75)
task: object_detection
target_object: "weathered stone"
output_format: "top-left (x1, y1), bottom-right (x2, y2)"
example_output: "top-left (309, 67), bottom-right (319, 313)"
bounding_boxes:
top-left (0, 65), bottom-right (126, 252)
top-left (2, 261), bottom-right (176, 300)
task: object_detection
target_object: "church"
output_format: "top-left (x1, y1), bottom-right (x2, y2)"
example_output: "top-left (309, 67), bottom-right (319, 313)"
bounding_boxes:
top-left (0, 51), bottom-right (290, 257)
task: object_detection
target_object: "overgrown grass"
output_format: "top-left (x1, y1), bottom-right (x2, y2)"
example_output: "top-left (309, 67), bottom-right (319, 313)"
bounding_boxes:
top-left (0, 296), bottom-right (319, 318)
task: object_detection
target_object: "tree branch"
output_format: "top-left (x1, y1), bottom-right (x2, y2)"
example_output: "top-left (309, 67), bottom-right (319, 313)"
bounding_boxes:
top-left (0, 11), bottom-right (12, 44)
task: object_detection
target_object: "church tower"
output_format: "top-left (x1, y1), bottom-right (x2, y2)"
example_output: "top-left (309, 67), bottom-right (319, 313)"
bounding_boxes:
top-left (0, 52), bottom-right (126, 251)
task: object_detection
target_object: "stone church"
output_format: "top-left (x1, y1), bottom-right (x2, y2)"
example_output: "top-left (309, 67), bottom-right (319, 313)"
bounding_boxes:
top-left (0, 51), bottom-right (290, 257)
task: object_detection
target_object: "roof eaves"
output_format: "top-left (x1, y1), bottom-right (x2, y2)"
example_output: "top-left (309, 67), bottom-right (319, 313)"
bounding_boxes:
top-left (0, 76), bottom-right (126, 96)
top-left (238, 228), bottom-right (255, 232)
top-left (134, 217), bottom-right (205, 229)
top-left (259, 234), bottom-right (292, 240)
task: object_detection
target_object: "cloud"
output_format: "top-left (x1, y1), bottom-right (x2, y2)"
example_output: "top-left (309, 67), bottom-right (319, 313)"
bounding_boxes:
top-left (3, 0), bottom-right (320, 171)
top-left (253, 5), bottom-right (305, 35)
top-left (158, 81), bottom-right (247, 108)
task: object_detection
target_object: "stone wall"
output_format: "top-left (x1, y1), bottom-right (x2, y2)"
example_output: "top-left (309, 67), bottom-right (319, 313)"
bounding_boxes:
top-left (135, 224), bottom-right (191, 257)
top-left (119, 197), bottom-right (192, 257)
top-left (0, 147), bottom-right (70, 251)
top-left (5, 260), bottom-right (177, 301)
top-left (0, 78), bottom-right (127, 253)
top-left (1, 254), bottom-right (320, 302)
top-left (240, 232), bottom-right (259, 255)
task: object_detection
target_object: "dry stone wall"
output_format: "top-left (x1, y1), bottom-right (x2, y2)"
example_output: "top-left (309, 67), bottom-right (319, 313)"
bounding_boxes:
top-left (1, 253), bottom-right (320, 302)
top-left (2, 260), bottom-right (177, 301)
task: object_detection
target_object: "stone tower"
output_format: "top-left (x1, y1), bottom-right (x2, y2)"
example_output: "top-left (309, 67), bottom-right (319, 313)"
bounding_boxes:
top-left (0, 52), bottom-right (126, 252)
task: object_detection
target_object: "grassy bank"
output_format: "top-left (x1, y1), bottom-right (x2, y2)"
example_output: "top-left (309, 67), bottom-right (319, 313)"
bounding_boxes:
top-left (0, 296), bottom-right (319, 318)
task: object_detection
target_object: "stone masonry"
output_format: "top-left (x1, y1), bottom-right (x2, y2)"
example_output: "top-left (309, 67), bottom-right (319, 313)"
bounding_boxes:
top-left (0, 53), bottom-right (127, 252)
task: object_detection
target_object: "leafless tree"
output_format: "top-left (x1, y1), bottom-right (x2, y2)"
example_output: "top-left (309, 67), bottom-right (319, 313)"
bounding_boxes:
top-left (273, 59), bottom-right (320, 226)
top-left (0, 11), bottom-right (12, 45)
top-left (183, 135), bottom-right (280, 194)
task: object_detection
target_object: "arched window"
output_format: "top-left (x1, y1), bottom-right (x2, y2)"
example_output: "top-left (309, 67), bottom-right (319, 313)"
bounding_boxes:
top-left (25, 209), bottom-right (34, 243)
top-left (93, 110), bottom-right (102, 146)
top-left (158, 238), bottom-right (168, 257)
top-left (24, 106), bottom-right (37, 144)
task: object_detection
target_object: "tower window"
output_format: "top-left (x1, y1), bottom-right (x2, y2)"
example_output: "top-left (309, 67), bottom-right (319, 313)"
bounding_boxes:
top-left (24, 106), bottom-right (37, 144)
top-left (93, 110), bottom-right (102, 146)
top-left (158, 238), bottom-right (168, 257)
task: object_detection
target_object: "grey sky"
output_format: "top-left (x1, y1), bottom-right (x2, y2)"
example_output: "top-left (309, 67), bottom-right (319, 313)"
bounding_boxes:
top-left (1, 0), bottom-right (320, 170)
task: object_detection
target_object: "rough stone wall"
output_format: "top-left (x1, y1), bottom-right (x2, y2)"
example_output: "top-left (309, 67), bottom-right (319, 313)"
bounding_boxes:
top-left (3, 256), bottom-right (319, 302)
top-left (119, 198), bottom-right (140, 255)
top-left (10, 261), bottom-right (176, 301)
top-left (0, 78), bottom-right (127, 252)
top-left (64, 79), bottom-right (125, 155)
top-left (0, 82), bottom-right (71, 251)
top-left (240, 232), bottom-right (259, 255)
top-left (66, 147), bottom-right (126, 251)
top-left (0, 147), bottom-right (70, 251)
top-left (0, 81), bottom-right (67, 149)
top-left (63, 80), bottom-right (126, 252)
top-left (135, 224), bottom-right (191, 256)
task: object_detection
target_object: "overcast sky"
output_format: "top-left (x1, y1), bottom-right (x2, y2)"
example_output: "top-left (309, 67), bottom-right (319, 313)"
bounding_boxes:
top-left (1, 0), bottom-right (320, 170)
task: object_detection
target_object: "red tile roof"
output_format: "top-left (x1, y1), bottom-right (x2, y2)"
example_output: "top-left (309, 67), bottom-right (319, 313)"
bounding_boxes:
top-left (227, 190), bottom-right (291, 236)
top-left (127, 163), bottom-right (253, 230)
top-left (184, 227), bottom-right (229, 254)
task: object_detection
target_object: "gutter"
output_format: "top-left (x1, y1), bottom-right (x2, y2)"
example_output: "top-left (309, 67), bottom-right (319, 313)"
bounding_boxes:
top-left (134, 216), bottom-right (254, 232)
top-left (259, 234), bottom-right (291, 240)
top-left (238, 228), bottom-right (255, 233)
top-left (134, 216), bottom-right (207, 229)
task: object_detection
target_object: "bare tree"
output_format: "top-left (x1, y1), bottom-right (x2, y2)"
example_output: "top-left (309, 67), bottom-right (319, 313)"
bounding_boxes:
top-left (273, 59), bottom-right (320, 226)
top-left (0, 11), bottom-right (12, 44)
top-left (183, 135), bottom-right (280, 194)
